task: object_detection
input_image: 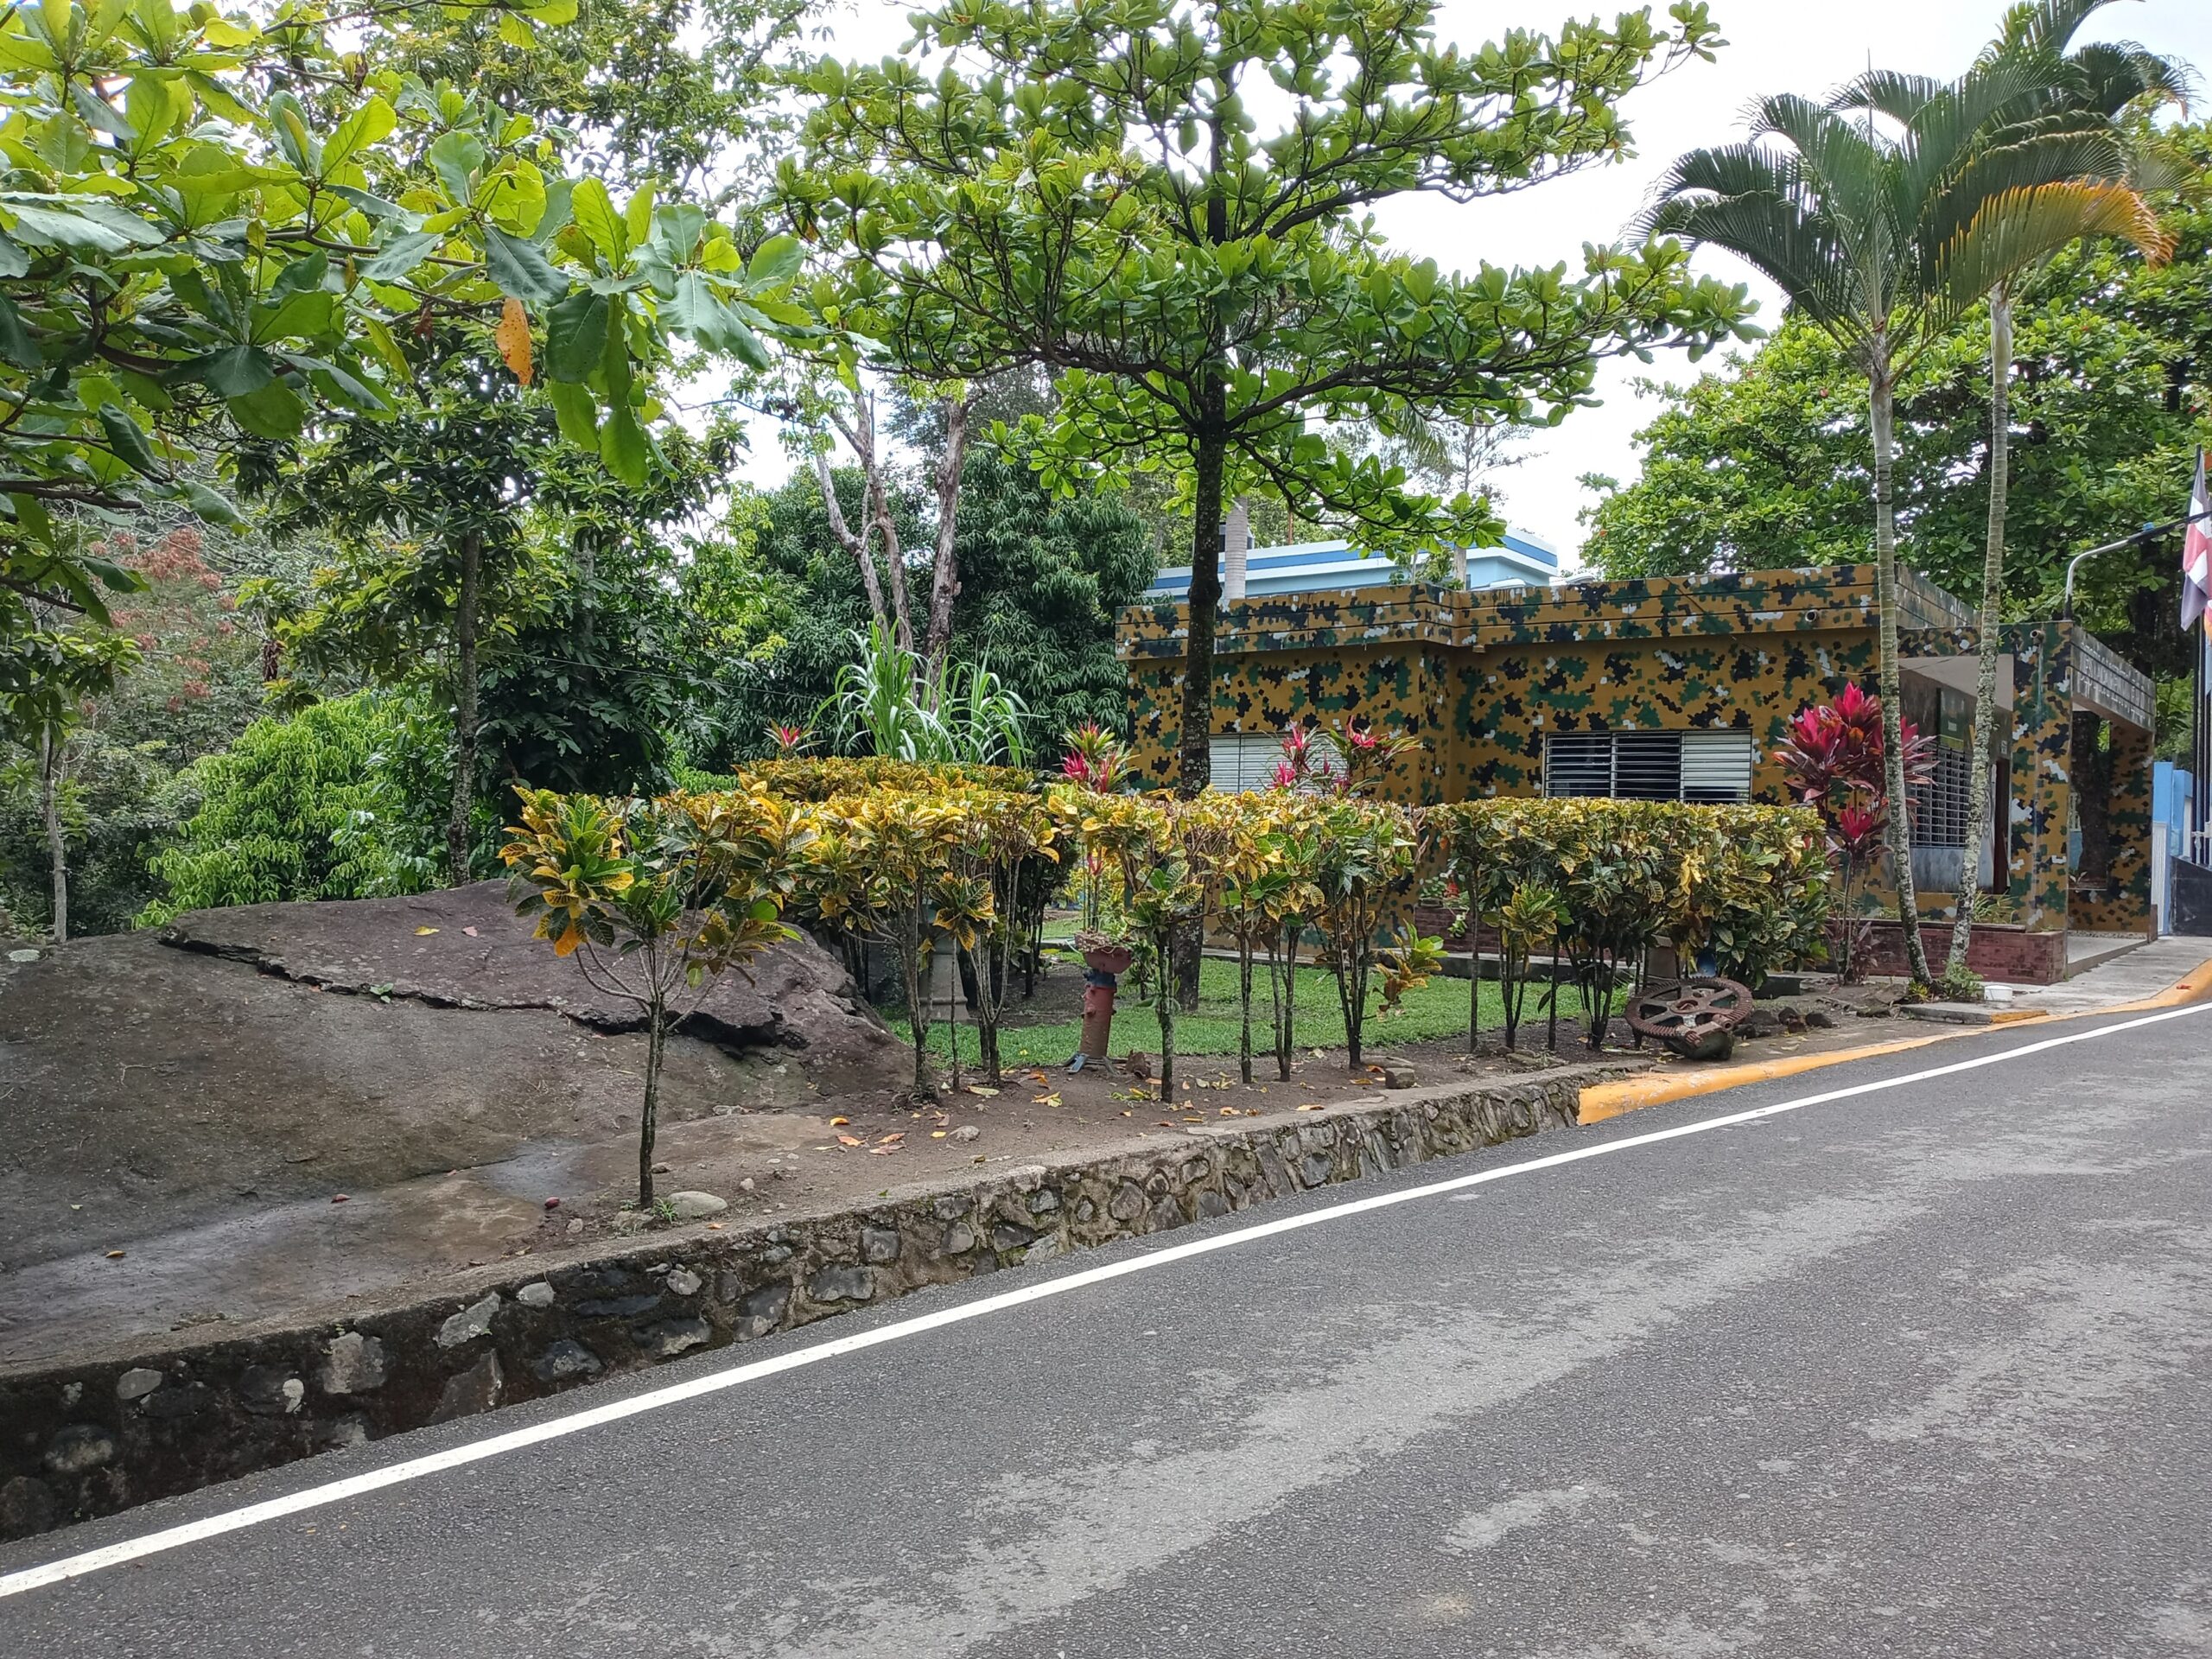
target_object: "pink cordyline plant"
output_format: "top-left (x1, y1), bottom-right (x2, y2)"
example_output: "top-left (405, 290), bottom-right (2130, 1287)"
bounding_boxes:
top-left (1775, 683), bottom-right (1935, 982)
top-left (1058, 721), bottom-right (1127, 793)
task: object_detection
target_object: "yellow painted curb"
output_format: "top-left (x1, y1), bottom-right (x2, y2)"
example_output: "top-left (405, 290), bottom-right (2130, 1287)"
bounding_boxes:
top-left (2095, 952), bottom-right (2212, 1015)
top-left (1578, 950), bottom-right (2212, 1127)
top-left (1577, 1034), bottom-right (1955, 1123)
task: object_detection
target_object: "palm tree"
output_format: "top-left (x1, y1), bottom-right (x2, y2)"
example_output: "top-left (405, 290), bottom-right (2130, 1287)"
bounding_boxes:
top-left (1643, 55), bottom-right (2167, 987)
top-left (1914, 2), bottom-right (2183, 980)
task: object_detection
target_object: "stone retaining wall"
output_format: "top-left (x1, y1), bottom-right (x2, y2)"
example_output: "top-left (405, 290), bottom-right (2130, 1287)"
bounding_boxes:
top-left (0, 1067), bottom-right (1595, 1541)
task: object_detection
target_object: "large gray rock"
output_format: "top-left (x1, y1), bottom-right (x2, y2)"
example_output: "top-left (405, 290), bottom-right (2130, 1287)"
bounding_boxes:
top-left (0, 885), bottom-right (905, 1285)
top-left (161, 882), bottom-right (897, 1076)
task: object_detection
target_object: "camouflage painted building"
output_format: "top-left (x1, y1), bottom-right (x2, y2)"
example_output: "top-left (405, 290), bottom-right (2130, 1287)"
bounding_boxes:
top-left (1119, 563), bottom-right (2157, 963)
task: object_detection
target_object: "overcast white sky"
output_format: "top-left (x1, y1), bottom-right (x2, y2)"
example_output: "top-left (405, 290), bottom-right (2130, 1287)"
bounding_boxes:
top-left (740, 0), bottom-right (2212, 569)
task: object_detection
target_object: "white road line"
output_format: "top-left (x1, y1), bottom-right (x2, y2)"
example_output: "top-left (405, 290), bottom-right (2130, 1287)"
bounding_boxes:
top-left (6, 999), bottom-right (2207, 1599)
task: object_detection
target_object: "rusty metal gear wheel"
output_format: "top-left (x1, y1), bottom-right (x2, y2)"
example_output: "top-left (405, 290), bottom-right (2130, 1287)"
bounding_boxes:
top-left (1626, 976), bottom-right (1754, 1059)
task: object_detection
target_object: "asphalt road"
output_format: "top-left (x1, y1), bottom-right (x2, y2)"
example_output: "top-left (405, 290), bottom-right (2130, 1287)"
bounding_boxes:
top-left (6, 1002), bottom-right (2212, 1657)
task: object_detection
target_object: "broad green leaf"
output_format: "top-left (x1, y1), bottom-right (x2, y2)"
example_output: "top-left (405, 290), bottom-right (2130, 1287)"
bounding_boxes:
top-left (569, 176), bottom-right (625, 263)
top-left (329, 184), bottom-right (414, 225)
top-left (181, 480), bottom-right (241, 524)
top-left (183, 71), bottom-right (256, 124)
top-left (132, 0), bottom-right (177, 54)
top-left (599, 401), bottom-right (648, 486)
top-left (287, 353), bottom-right (390, 413)
top-left (651, 202), bottom-right (705, 263)
top-left (360, 229), bottom-right (438, 281)
top-left (322, 97), bottom-right (395, 172)
top-left (0, 293), bottom-right (35, 367)
top-left (0, 228), bottom-right (23, 280)
top-left (622, 181), bottom-right (655, 251)
top-left (72, 83), bottom-right (136, 140)
top-left (496, 11), bottom-right (534, 48)
top-left (543, 289), bottom-right (607, 382)
top-left (2, 199), bottom-right (159, 253)
top-left (484, 225), bottom-right (569, 303)
top-left (97, 404), bottom-right (160, 475)
top-left (226, 377), bottom-right (306, 440)
top-left (194, 342), bottom-right (275, 396)
top-left (425, 130), bottom-right (486, 204)
top-left (747, 233), bottom-right (803, 288)
top-left (549, 378), bottom-right (599, 447)
top-left (256, 289), bottom-right (339, 341)
top-left (357, 315), bottom-right (408, 383)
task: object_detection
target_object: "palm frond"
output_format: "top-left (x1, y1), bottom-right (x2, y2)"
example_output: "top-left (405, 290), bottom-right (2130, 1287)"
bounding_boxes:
top-left (1931, 180), bottom-right (2174, 321)
top-left (1916, 124), bottom-right (2139, 286)
top-left (1829, 69), bottom-right (1947, 127)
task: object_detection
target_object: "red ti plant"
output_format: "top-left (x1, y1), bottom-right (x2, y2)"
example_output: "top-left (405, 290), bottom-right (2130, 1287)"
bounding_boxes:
top-left (1059, 721), bottom-right (1127, 794)
top-left (1059, 721), bottom-right (1129, 928)
top-left (1776, 683), bottom-right (1936, 981)
top-left (1271, 719), bottom-right (1417, 798)
top-left (765, 721), bottom-right (814, 755)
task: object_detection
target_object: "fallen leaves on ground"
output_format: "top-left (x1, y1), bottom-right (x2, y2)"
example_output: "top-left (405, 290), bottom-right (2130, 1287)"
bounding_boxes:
top-left (828, 1116), bottom-right (850, 1127)
top-left (877, 1131), bottom-right (905, 1145)
top-left (967, 1085), bottom-right (999, 1096)
top-left (1032, 1092), bottom-right (1062, 1108)
top-left (414, 926), bottom-right (438, 936)
top-left (836, 1134), bottom-right (864, 1147)
top-left (1297, 1103), bottom-right (1325, 1111)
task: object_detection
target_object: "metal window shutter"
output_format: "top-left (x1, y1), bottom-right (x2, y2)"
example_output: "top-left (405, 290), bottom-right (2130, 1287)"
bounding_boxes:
top-left (1210, 735), bottom-right (1256, 793)
top-left (1612, 731), bottom-right (1682, 800)
top-left (1681, 730), bottom-right (1753, 803)
top-left (1545, 734), bottom-right (1613, 798)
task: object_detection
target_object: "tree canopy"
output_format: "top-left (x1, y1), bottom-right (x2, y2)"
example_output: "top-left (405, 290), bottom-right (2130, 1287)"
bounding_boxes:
top-left (783, 0), bottom-right (1757, 791)
top-left (0, 0), bottom-right (813, 747)
top-left (1585, 118), bottom-right (2212, 696)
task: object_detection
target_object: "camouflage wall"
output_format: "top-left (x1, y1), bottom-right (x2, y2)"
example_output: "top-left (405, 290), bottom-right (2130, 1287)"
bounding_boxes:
top-left (1122, 567), bottom-right (2156, 936)
top-left (2075, 719), bottom-right (2155, 935)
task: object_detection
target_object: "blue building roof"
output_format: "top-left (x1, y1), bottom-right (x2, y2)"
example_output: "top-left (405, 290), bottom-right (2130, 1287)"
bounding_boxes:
top-left (1145, 529), bottom-right (1560, 601)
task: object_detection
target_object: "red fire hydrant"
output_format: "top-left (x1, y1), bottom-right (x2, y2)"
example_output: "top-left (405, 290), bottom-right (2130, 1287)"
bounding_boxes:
top-left (1071, 938), bottom-right (1135, 1073)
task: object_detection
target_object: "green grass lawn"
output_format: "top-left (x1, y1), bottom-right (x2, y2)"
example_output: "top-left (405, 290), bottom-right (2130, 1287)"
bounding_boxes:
top-left (888, 956), bottom-right (1592, 1067)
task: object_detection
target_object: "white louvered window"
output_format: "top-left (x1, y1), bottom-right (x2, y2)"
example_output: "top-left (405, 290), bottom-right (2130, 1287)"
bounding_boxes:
top-left (1208, 731), bottom-right (1345, 793)
top-left (1543, 729), bottom-right (1752, 804)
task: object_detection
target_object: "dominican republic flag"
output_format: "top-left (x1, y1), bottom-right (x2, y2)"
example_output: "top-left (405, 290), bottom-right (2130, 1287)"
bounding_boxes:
top-left (2187, 448), bottom-right (2212, 634)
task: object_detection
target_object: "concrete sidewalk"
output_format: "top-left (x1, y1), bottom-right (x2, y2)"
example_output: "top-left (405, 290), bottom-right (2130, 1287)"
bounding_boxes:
top-left (1899, 935), bottom-right (2212, 1026)
top-left (2005, 935), bottom-right (2212, 1017)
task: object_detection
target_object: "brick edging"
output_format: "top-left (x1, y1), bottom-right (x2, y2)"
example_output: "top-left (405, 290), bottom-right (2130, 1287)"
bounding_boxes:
top-left (0, 1063), bottom-right (1609, 1541)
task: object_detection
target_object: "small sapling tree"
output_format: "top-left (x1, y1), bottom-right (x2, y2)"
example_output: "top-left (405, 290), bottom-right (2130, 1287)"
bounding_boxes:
top-left (503, 787), bottom-right (810, 1208)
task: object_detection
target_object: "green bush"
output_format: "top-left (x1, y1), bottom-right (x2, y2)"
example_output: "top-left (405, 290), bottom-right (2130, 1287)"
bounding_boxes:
top-left (143, 691), bottom-right (448, 921)
top-left (1423, 797), bottom-right (1834, 1012)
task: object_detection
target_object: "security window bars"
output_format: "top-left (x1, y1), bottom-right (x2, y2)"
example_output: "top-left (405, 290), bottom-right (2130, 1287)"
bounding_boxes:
top-left (1208, 731), bottom-right (1344, 793)
top-left (1543, 730), bottom-right (1753, 804)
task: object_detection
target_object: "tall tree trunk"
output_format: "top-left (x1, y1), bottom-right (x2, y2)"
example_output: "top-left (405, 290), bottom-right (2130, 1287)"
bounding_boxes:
top-left (865, 460), bottom-right (915, 660)
top-left (1179, 410), bottom-right (1227, 798)
top-left (1173, 393), bottom-right (1227, 1010)
top-left (639, 992), bottom-right (665, 1211)
top-left (812, 448), bottom-right (890, 632)
top-left (920, 391), bottom-right (974, 691)
top-left (1870, 365), bottom-right (1932, 986)
top-left (39, 727), bottom-right (67, 944)
top-left (447, 529), bottom-right (482, 888)
top-left (1236, 935), bottom-right (1254, 1084)
top-left (1949, 289), bottom-right (2013, 979)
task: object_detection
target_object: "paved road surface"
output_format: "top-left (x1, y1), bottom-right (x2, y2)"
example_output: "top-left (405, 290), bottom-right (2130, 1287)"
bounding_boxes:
top-left (5, 1002), bottom-right (2211, 1657)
